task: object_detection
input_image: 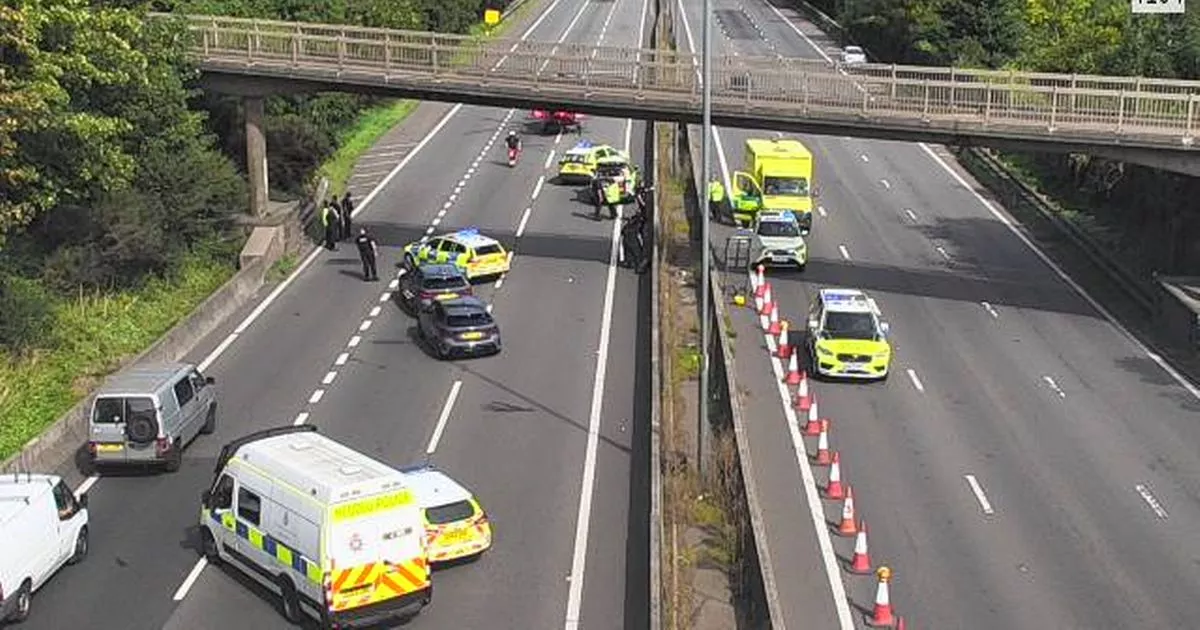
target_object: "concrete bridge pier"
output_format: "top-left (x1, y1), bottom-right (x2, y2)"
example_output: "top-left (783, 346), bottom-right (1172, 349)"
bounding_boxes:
top-left (245, 96), bottom-right (269, 217)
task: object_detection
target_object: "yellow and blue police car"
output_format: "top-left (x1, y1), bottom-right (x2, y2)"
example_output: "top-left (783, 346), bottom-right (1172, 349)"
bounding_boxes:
top-left (399, 465), bottom-right (493, 564)
top-left (805, 288), bottom-right (893, 381)
top-left (403, 228), bottom-right (511, 282)
top-left (556, 140), bottom-right (627, 183)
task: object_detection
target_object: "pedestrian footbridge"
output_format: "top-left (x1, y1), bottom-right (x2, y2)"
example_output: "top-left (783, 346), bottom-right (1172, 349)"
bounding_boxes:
top-left (165, 13), bottom-right (1200, 186)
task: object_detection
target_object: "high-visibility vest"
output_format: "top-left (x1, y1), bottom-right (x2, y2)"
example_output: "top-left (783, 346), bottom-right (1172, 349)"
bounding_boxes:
top-left (604, 181), bottom-right (622, 204)
top-left (321, 205), bottom-right (337, 226)
top-left (709, 181), bottom-right (726, 203)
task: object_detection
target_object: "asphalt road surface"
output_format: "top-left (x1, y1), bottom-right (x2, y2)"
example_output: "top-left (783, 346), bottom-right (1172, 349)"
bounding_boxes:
top-left (22, 1), bottom-right (653, 629)
top-left (682, 0), bottom-right (1200, 628)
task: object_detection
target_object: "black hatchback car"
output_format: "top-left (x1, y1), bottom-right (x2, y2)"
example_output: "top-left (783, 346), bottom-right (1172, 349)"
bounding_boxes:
top-left (417, 296), bottom-right (502, 359)
top-left (399, 263), bottom-right (473, 312)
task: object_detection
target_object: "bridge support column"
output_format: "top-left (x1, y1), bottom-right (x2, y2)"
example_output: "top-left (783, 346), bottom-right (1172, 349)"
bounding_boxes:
top-left (245, 96), bottom-right (269, 217)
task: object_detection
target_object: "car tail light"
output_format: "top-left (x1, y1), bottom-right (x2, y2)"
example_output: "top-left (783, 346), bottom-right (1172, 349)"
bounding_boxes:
top-left (155, 437), bottom-right (171, 456)
top-left (419, 290), bottom-right (435, 300)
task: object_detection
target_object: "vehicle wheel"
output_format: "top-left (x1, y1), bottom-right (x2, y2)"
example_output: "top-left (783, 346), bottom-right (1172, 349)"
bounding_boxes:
top-left (436, 343), bottom-right (451, 360)
top-left (68, 526), bottom-right (89, 565)
top-left (201, 405), bottom-right (217, 435)
top-left (164, 440), bottom-right (182, 473)
top-left (797, 263), bottom-right (807, 272)
top-left (277, 576), bottom-right (304, 623)
top-left (200, 528), bottom-right (221, 565)
top-left (8, 581), bottom-right (31, 623)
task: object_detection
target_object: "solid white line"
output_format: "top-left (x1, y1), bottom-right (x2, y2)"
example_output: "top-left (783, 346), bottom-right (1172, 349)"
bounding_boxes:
top-left (172, 558), bottom-right (208, 601)
top-left (1041, 375), bottom-right (1066, 398)
top-left (916, 143), bottom-right (1200, 402)
top-left (516, 207), bottom-right (533, 238)
top-left (906, 368), bottom-right (925, 393)
top-left (369, 306), bottom-right (382, 318)
top-left (838, 244), bottom-right (851, 260)
top-left (1134, 483), bottom-right (1169, 520)
top-left (964, 474), bottom-right (996, 515)
top-left (335, 352), bottom-right (350, 366)
top-left (348, 335), bottom-right (362, 348)
top-left (495, 276), bottom-right (505, 289)
top-left (905, 208), bottom-right (918, 222)
top-left (293, 411), bottom-right (310, 426)
top-left (817, 205), bottom-right (827, 217)
top-left (981, 301), bottom-right (999, 319)
top-left (763, 1), bottom-right (834, 63)
top-left (322, 371), bottom-right (337, 385)
top-left (74, 475), bottom-right (99, 498)
top-left (425, 380), bottom-right (463, 455)
top-left (531, 175), bottom-right (546, 200)
top-left (308, 389), bottom-right (325, 404)
top-left (563, 89), bottom-right (639, 630)
top-left (491, 0), bottom-right (571, 70)
top-left (545, 150), bottom-right (556, 169)
top-left (537, 0), bottom-right (592, 74)
top-left (358, 320), bottom-right (373, 332)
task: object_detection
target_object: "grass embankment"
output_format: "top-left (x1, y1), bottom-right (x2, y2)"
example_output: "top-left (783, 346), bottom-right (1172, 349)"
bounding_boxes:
top-left (0, 254), bottom-right (234, 459)
top-left (0, 85), bottom-right (434, 462)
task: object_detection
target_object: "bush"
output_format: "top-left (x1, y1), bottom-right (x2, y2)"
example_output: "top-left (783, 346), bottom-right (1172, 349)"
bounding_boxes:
top-left (0, 276), bottom-right (57, 355)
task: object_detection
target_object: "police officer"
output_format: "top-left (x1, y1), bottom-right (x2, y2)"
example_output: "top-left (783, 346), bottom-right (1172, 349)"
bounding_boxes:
top-left (339, 192), bottom-right (354, 241)
top-left (355, 227), bottom-right (379, 281)
top-left (591, 173), bottom-right (607, 219)
top-left (708, 179), bottom-right (726, 222)
top-left (621, 204), bottom-right (649, 273)
top-left (321, 202), bottom-right (340, 250)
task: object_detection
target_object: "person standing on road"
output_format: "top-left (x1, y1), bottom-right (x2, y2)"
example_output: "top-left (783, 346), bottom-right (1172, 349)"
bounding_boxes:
top-left (340, 192), bottom-right (355, 241)
top-left (708, 179), bottom-right (726, 221)
top-left (355, 228), bottom-right (379, 281)
top-left (621, 204), bottom-right (649, 274)
top-left (321, 202), bottom-right (340, 250)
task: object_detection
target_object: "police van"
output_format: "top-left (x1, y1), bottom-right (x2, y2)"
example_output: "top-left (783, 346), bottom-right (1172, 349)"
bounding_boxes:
top-left (0, 473), bottom-right (89, 624)
top-left (198, 426), bottom-right (431, 628)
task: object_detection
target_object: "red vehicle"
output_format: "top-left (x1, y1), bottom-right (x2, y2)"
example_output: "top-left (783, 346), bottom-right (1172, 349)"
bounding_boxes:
top-left (531, 109), bottom-right (584, 134)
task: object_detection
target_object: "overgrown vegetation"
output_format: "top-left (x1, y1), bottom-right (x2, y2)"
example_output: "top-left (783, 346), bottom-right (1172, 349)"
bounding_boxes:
top-left (0, 0), bottom-right (519, 461)
top-left (805, 0), bottom-right (1200, 276)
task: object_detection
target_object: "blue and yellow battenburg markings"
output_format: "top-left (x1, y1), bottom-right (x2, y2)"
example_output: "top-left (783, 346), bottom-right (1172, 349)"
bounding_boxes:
top-left (208, 509), bottom-right (322, 583)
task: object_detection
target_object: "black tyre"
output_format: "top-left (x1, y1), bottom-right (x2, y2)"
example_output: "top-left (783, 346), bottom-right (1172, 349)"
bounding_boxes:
top-left (277, 576), bottom-right (304, 623)
top-left (8, 581), bottom-right (31, 623)
top-left (201, 405), bottom-right (217, 435)
top-left (125, 415), bottom-right (157, 444)
top-left (68, 526), bottom-right (88, 565)
top-left (163, 440), bottom-right (182, 473)
top-left (200, 528), bottom-right (221, 564)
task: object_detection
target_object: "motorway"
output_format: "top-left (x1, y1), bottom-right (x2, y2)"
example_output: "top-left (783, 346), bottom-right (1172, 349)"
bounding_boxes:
top-left (23, 1), bottom-right (653, 629)
top-left (680, 0), bottom-right (1200, 629)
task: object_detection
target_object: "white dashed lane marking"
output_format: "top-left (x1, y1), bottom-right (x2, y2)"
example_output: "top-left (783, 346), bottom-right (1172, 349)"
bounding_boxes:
top-left (981, 302), bottom-right (999, 319)
top-left (935, 245), bottom-right (951, 260)
top-left (1135, 484), bottom-right (1169, 520)
top-left (348, 335), bottom-right (362, 348)
top-left (335, 352), bottom-right (350, 366)
top-left (308, 389), bottom-right (325, 404)
top-left (964, 474), bottom-right (996, 516)
top-left (292, 411), bottom-right (310, 426)
top-left (1041, 375), bottom-right (1066, 398)
top-left (322, 371), bottom-right (337, 385)
top-left (838, 244), bottom-right (851, 260)
top-left (906, 368), bottom-right (925, 393)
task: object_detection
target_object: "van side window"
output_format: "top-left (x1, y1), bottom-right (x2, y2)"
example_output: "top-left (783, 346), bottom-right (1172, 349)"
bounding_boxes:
top-left (52, 481), bottom-right (78, 520)
top-left (211, 475), bottom-right (234, 510)
top-left (173, 377), bottom-right (195, 407)
top-left (237, 487), bottom-right (262, 526)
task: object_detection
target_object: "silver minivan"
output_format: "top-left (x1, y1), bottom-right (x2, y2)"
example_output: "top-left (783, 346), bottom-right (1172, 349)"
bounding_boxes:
top-left (86, 362), bottom-right (217, 472)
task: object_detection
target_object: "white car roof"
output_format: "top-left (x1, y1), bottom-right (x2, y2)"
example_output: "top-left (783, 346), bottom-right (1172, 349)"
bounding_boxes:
top-left (401, 468), bottom-right (474, 508)
top-left (819, 288), bottom-right (878, 314)
top-left (757, 210), bottom-right (799, 223)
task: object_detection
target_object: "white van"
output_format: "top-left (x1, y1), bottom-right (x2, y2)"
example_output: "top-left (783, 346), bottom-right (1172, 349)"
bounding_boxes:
top-left (0, 474), bottom-right (90, 623)
top-left (198, 426), bottom-right (431, 628)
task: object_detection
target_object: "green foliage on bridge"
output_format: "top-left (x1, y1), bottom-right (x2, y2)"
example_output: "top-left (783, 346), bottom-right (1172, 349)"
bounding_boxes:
top-left (806, 0), bottom-right (1200, 276)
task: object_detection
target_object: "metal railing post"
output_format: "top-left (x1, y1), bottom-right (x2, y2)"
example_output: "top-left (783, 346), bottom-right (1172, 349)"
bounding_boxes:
top-left (802, 73), bottom-right (809, 113)
top-left (949, 68), bottom-right (956, 110)
top-left (922, 79), bottom-right (930, 118)
top-left (1117, 89), bottom-right (1127, 133)
top-left (1134, 77), bottom-right (1143, 119)
top-left (984, 84), bottom-right (992, 123)
top-left (1187, 93), bottom-right (1197, 137)
top-left (291, 26), bottom-right (299, 66)
top-left (337, 32), bottom-right (345, 70)
top-left (430, 36), bottom-right (438, 73)
top-left (246, 26), bottom-right (253, 62)
top-left (890, 64), bottom-right (897, 100)
top-left (1069, 73), bottom-right (1077, 114)
top-left (1049, 85), bottom-right (1058, 130)
top-left (211, 18), bottom-right (219, 50)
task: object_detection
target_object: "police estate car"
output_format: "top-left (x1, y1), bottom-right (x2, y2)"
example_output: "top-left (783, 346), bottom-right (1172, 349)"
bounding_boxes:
top-left (806, 288), bottom-right (892, 380)
top-left (398, 465), bottom-right (493, 564)
top-left (556, 140), bottom-right (627, 183)
top-left (403, 228), bottom-right (511, 281)
top-left (751, 210), bottom-right (807, 270)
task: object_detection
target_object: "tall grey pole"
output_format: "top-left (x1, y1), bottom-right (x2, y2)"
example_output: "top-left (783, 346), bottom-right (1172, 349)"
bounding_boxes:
top-left (698, 0), bottom-right (712, 478)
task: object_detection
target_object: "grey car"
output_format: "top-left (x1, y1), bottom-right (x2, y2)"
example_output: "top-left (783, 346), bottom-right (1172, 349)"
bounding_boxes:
top-left (87, 362), bottom-right (217, 472)
top-left (398, 263), bottom-right (473, 313)
top-left (417, 296), bottom-right (502, 359)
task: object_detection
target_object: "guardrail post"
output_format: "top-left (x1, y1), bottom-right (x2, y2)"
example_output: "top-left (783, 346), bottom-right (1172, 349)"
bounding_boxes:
top-left (802, 73), bottom-right (809, 114)
top-left (253, 21), bottom-right (261, 58)
top-left (384, 35), bottom-right (392, 72)
top-left (337, 31), bottom-right (345, 71)
top-left (1117, 89), bottom-right (1127, 133)
top-left (1188, 93), bottom-right (1197, 138)
top-left (1050, 85), bottom-right (1058, 130)
top-left (1069, 73), bottom-right (1077, 114)
top-left (430, 36), bottom-right (438, 74)
top-left (949, 67), bottom-right (956, 110)
top-left (246, 25), bottom-right (253, 62)
top-left (202, 26), bottom-right (211, 57)
top-left (1134, 77), bottom-right (1143, 118)
top-left (922, 79), bottom-right (930, 118)
top-left (985, 84), bottom-right (992, 124)
top-left (210, 18), bottom-right (219, 50)
top-left (291, 25), bottom-right (299, 66)
top-left (890, 64), bottom-right (897, 100)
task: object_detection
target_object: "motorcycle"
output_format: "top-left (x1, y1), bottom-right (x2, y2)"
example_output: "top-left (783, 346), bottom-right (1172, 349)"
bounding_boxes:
top-left (507, 146), bottom-right (520, 167)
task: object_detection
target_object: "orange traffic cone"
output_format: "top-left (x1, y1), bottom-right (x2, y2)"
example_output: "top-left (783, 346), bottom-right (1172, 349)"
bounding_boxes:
top-left (759, 284), bottom-right (774, 315)
top-left (896, 616), bottom-right (907, 630)
top-left (836, 486), bottom-right (858, 536)
top-left (802, 398), bottom-right (821, 435)
top-left (767, 307), bottom-right (782, 335)
top-left (754, 273), bottom-right (768, 300)
top-left (759, 304), bottom-right (771, 331)
top-left (825, 451), bottom-right (845, 499)
top-left (849, 520), bottom-right (871, 573)
top-left (775, 321), bottom-right (791, 358)
top-left (754, 264), bottom-right (765, 291)
top-left (784, 352), bottom-right (803, 385)
top-left (793, 372), bottom-right (812, 412)
top-left (814, 419), bottom-right (832, 465)
top-left (865, 567), bottom-right (897, 627)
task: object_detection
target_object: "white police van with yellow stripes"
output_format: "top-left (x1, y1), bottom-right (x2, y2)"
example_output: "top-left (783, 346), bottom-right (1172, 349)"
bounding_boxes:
top-left (198, 425), bottom-right (431, 628)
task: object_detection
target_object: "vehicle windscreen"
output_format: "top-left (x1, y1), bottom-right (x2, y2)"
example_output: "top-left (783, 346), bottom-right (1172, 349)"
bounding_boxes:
top-left (423, 276), bottom-right (466, 291)
top-left (763, 176), bottom-right (809, 196)
top-left (426, 500), bottom-right (476, 525)
top-left (824, 312), bottom-right (878, 340)
top-left (561, 152), bottom-right (588, 164)
top-left (475, 244), bottom-right (503, 256)
top-left (446, 311), bottom-right (493, 328)
top-left (92, 396), bottom-right (156, 424)
top-left (757, 221), bottom-right (800, 237)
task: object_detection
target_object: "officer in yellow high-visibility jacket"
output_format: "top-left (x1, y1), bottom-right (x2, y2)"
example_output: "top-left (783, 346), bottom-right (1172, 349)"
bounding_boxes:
top-left (708, 179), bottom-right (726, 221)
top-left (594, 177), bottom-right (622, 220)
top-left (321, 202), bottom-right (340, 250)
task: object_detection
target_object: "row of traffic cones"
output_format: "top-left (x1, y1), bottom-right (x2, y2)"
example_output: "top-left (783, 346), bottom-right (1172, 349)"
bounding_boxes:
top-left (749, 264), bottom-right (907, 628)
